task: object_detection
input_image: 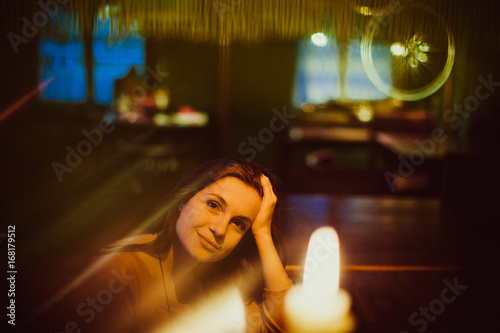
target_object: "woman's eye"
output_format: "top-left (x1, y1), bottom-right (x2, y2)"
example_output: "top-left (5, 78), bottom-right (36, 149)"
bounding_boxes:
top-left (232, 220), bottom-right (246, 231)
top-left (207, 200), bottom-right (220, 210)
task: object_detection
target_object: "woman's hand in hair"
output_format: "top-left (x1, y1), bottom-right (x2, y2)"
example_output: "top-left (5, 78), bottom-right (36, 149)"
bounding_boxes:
top-left (251, 175), bottom-right (276, 236)
top-left (251, 174), bottom-right (292, 293)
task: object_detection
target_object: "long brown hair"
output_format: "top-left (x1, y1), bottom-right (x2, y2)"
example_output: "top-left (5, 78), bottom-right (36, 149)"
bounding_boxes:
top-left (108, 158), bottom-right (287, 299)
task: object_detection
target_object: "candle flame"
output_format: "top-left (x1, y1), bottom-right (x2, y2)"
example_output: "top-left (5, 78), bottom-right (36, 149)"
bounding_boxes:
top-left (303, 227), bottom-right (340, 297)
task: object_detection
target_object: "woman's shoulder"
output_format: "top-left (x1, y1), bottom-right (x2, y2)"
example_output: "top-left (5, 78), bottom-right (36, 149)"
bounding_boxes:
top-left (88, 234), bottom-right (158, 278)
top-left (106, 233), bottom-right (157, 248)
top-left (73, 238), bottom-right (157, 298)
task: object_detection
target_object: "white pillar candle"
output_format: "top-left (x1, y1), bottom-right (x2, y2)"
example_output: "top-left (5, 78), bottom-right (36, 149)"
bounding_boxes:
top-left (285, 227), bottom-right (354, 333)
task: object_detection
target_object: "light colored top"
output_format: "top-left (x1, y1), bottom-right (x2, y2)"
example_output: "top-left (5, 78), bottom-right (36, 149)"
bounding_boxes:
top-left (72, 234), bottom-right (289, 332)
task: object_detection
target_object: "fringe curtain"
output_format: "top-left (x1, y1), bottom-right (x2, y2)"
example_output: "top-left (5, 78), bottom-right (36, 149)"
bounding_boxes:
top-left (4, 0), bottom-right (500, 49)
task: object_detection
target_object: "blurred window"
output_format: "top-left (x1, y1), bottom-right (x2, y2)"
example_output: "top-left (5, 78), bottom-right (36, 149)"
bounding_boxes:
top-left (293, 36), bottom-right (392, 107)
top-left (39, 8), bottom-right (145, 104)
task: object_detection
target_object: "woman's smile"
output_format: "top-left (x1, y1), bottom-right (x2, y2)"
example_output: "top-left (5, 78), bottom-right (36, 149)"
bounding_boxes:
top-left (197, 232), bottom-right (221, 252)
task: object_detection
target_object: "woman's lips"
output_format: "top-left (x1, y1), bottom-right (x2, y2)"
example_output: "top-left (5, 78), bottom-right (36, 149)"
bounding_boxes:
top-left (197, 232), bottom-right (221, 252)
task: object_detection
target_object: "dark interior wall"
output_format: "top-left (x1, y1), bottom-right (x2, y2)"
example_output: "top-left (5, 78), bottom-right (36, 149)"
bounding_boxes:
top-left (441, 48), bottom-right (500, 225)
top-left (459, 49), bottom-right (500, 151)
top-left (145, 38), bottom-right (219, 114)
top-left (0, 24), bottom-right (39, 111)
top-left (229, 41), bottom-right (298, 167)
top-left (0, 29), bottom-right (42, 220)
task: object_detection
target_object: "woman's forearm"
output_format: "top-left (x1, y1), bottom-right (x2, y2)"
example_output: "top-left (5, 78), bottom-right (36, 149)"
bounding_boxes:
top-left (253, 230), bottom-right (292, 291)
top-left (251, 175), bottom-right (292, 291)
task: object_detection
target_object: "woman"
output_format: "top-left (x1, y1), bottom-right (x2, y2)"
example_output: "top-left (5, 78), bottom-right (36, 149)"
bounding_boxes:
top-left (73, 158), bottom-right (292, 332)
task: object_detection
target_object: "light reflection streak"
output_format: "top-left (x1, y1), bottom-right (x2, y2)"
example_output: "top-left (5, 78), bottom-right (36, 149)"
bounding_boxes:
top-left (28, 156), bottom-right (176, 321)
top-left (31, 203), bottom-right (174, 316)
top-left (0, 77), bottom-right (54, 123)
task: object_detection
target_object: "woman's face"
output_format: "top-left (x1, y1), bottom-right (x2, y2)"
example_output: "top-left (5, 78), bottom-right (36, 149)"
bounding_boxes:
top-left (175, 177), bottom-right (262, 262)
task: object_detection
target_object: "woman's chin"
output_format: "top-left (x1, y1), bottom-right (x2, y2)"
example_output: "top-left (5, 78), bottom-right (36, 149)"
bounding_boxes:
top-left (190, 248), bottom-right (229, 263)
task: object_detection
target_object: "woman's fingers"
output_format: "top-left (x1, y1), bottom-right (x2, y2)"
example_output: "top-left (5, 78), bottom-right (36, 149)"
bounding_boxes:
top-left (261, 175), bottom-right (277, 204)
top-left (252, 175), bottom-right (277, 234)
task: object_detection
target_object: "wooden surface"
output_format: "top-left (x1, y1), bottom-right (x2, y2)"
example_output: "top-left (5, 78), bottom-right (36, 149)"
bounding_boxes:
top-left (282, 194), bottom-right (496, 333)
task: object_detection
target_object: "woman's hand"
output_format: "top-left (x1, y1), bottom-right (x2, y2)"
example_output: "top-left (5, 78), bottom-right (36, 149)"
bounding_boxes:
top-left (251, 175), bottom-right (277, 236)
top-left (251, 174), bottom-right (292, 292)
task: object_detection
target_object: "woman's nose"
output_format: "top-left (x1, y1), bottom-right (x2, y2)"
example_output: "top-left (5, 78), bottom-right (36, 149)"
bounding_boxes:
top-left (209, 217), bottom-right (229, 240)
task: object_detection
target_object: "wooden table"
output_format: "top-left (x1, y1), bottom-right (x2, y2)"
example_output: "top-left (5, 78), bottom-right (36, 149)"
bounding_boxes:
top-left (283, 194), bottom-right (495, 332)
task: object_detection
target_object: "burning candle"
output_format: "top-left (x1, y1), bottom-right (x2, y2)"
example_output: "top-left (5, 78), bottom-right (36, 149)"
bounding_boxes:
top-left (285, 227), bottom-right (354, 333)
